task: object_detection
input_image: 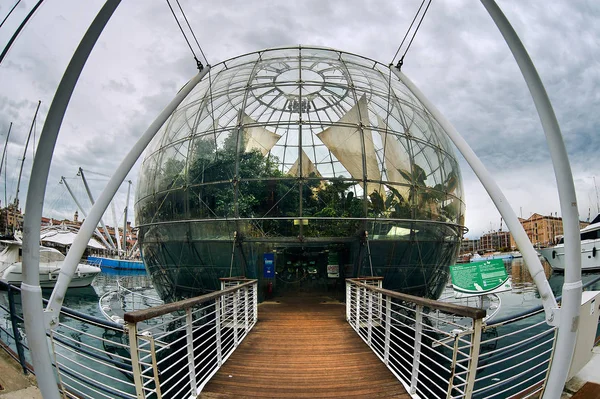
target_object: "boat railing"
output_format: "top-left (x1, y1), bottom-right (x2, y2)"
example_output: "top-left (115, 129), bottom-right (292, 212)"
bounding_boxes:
top-left (123, 277), bottom-right (257, 399)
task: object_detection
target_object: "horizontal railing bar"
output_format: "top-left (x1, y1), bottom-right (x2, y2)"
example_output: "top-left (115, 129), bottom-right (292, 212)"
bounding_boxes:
top-left (488, 274), bottom-right (600, 326)
top-left (57, 363), bottom-right (134, 399)
top-left (478, 329), bottom-right (555, 365)
top-left (52, 334), bottom-right (133, 372)
top-left (473, 367), bottom-right (548, 399)
top-left (54, 352), bottom-right (135, 389)
top-left (475, 347), bottom-right (551, 385)
top-left (125, 280), bottom-right (256, 323)
top-left (481, 319), bottom-right (550, 346)
top-left (347, 279), bottom-right (486, 319)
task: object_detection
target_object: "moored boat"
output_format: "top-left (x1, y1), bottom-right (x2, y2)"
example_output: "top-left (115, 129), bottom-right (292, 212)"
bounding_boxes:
top-left (470, 252), bottom-right (513, 262)
top-left (0, 240), bottom-right (101, 288)
top-left (540, 217), bottom-right (600, 272)
top-left (87, 255), bottom-right (145, 271)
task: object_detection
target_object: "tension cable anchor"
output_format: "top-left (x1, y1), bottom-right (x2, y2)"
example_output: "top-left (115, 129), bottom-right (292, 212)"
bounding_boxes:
top-left (395, 57), bottom-right (404, 70)
top-left (195, 56), bottom-right (204, 71)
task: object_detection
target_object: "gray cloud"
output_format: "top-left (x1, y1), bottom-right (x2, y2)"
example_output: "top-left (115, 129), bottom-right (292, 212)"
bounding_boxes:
top-left (0, 0), bottom-right (598, 239)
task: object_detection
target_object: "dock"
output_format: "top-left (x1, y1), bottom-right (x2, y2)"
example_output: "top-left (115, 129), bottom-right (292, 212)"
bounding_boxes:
top-left (200, 295), bottom-right (409, 398)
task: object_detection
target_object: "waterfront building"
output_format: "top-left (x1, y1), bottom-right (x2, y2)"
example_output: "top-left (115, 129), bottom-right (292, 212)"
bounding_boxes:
top-left (134, 46), bottom-right (466, 302)
top-left (480, 230), bottom-right (511, 251)
top-left (460, 238), bottom-right (480, 254)
top-left (509, 213), bottom-right (589, 248)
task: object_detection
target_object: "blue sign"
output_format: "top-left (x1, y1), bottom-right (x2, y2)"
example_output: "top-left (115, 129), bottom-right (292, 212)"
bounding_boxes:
top-left (263, 253), bottom-right (275, 278)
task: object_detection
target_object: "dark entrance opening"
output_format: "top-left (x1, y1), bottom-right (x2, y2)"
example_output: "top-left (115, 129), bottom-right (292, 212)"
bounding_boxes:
top-left (268, 244), bottom-right (351, 301)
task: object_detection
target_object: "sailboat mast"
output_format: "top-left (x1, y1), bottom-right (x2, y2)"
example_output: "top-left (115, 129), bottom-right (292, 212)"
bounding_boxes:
top-left (123, 180), bottom-right (131, 255)
top-left (14, 100), bottom-right (41, 209)
top-left (0, 122), bottom-right (13, 207)
top-left (61, 176), bottom-right (112, 251)
top-left (79, 167), bottom-right (116, 250)
top-left (593, 176), bottom-right (599, 215)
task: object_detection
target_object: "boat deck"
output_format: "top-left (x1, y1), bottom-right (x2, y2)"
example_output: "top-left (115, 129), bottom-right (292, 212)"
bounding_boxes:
top-left (199, 295), bottom-right (409, 398)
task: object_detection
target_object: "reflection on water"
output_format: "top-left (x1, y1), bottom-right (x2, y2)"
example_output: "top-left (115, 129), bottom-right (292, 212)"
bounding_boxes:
top-left (495, 257), bottom-right (600, 320)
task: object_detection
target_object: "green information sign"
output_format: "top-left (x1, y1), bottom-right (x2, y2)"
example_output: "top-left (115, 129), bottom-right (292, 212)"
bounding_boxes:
top-left (450, 259), bottom-right (512, 298)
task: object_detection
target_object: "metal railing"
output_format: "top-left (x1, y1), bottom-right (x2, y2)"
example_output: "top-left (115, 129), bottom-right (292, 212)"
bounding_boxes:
top-left (347, 277), bottom-right (487, 398)
top-left (344, 277), bottom-right (600, 399)
top-left (0, 278), bottom-right (257, 399)
top-left (123, 278), bottom-right (258, 399)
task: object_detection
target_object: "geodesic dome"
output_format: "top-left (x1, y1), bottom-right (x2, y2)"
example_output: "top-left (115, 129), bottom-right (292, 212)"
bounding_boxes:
top-left (135, 46), bottom-right (465, 302)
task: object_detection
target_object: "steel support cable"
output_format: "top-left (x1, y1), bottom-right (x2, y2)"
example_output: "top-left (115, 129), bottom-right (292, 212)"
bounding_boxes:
top-left (0, 0), bottom-right (44, 65)
top-left (174, 0), bottom-right (208, 65)
top-left (394, 0), bottom-right (433, 70)
top-left (165, 0), bottom-right (203, 70)
top-left (0, 1), bottom-right (21, 29)
top-left (391, 0), bottom-right (427, 64)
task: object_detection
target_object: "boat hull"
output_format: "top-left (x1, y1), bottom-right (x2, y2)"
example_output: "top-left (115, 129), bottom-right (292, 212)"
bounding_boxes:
top-left (87, 256), bottom-right (145, 271)
top-left (2, 263), bottom-right (101, 288)
top-left (539, 239), bottom-right (600, 272)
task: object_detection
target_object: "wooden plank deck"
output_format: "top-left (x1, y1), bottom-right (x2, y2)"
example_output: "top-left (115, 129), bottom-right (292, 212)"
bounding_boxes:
top-left (199, 295), bottom-right (409, 398)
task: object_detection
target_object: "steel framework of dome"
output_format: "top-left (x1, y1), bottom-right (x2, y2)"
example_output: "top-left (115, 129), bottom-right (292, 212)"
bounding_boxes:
top-left (135, 46), bottom-right (466, 301)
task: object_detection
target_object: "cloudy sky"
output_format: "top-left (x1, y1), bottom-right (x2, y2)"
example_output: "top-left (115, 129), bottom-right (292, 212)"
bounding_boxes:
top-left (0, 0), bottom-right (598, 239)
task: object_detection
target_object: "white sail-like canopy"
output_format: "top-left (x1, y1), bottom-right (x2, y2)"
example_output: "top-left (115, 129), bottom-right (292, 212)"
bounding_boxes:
top-left (288, 149), bottom-right (321, 177)
top-left (242, 114), bottom-right (281, 156)
top-left (378, 115), bottom-right (412, 200)
top-left (317, 94), bottom-right (381, 195)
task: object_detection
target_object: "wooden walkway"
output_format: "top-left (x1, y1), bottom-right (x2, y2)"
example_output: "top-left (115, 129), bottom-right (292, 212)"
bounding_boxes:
top-left (200, 295), bottom-right (409, 398)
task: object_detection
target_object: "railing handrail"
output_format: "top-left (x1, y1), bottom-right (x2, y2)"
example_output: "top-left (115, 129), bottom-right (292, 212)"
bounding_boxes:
top-left (124, 279), bottom-right (257, 323)
top-left (347, 278), bottom-right (487, 320)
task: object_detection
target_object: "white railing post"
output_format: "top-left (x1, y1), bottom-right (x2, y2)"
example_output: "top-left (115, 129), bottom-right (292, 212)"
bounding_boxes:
top-left (346, 281), bottom-right (351, 321)
top-left (147, 336), bottom-right (163, 399)
top-left (410, 305), bottom-right (424, 395)
top-left (185, 308), bottom-right (197, 395)
top-left (253, 283), bottom-right (258, 323)
top-left (355, 285), bottom-right (361, 331)
top-left (465, 318), bottom-right (483, 397)
top-left (233, 289), bottom-right (239, 347)
top-left (215, 298), bottom-right (223, 366)
top-left (127, 323), bottom-right (146, 399)
top-left (447, 335), bottom-right (460, 399)
top-left (244, 286), bottom-right (249, 333)
top-left (384, 295), bottom-right (391, 365)
top-left (367, 289), bottom-right (373, 345)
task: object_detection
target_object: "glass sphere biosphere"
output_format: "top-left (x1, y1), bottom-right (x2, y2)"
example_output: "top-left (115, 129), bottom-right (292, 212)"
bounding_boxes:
top-left (135, 46), bottom-right (466, 302)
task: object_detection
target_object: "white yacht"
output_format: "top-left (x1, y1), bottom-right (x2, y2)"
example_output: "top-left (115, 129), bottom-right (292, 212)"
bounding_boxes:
top-left (0, 240), bottom-right (101, 288)
top-left (539, 218), bottom-right (600, 272)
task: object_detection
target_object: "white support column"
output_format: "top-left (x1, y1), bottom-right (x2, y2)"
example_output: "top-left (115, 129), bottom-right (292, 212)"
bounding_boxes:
top-left (185, 308), bottom-right (197, 395)
top-left (367, 289), bottom-right (373, 345)
top-left (21, 2), bottom-right (121, 397)
top-left (346, 281), bottom-right (351, 321)
top-left (465, 318), bottom-right (483, 398)
top-left (253, 282), bottom-right (258, 323)
top-left (233, 290), bottom-right (239, 347)
top-left (390, 68), bottom-right (559, 323)
top-left (244, 287), bottom-right (249, 333)
top-left (410, 305), bottom-right (423, 394)
top-left (480, 2), bottom-right (581, 397)
top-left (355, 285), bottom-right (361, 331)
top-left (45, 66), bottom-right (210, 326)
top-left (384, 295), bottom-right (391, 365)
top-left (127, 323), bottom-right (145, 399)
top-left (215, 298), bottom-right (223, 366)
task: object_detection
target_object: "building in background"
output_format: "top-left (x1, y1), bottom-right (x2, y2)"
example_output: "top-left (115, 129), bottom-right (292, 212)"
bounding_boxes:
top-left (509, 213), bottom-right (589, 248)
top-left (460, 238), bottom-right (480, 254)
top-left (480, 230), bottom-right (511, 252)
